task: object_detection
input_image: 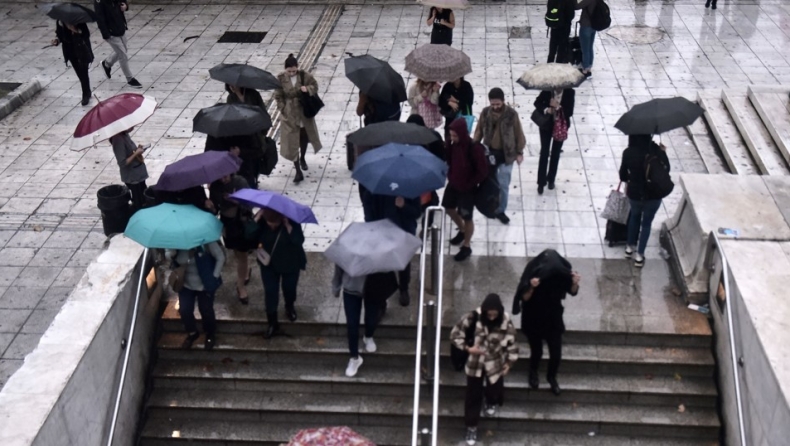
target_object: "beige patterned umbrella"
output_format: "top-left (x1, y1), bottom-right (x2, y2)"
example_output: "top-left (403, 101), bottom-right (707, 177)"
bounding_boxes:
top-left (517, 63), bottom-right (586, 91)
top-left (405, 44), bottom-right (472, 82)
top-left (417, 0), bottom-right (469, 9)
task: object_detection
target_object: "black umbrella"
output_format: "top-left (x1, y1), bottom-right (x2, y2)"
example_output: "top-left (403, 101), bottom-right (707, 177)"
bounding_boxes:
top-left (347, 121), bottom-right (441, 148)
top-left (615, 97), bottom-right (704, 135)
top-left (209, 63), bottom-right (281, 91)
top-left (192, 103), bottom-right (272, 137)
top-left (344, 54), bottom-right (407, 104)
top-left (42, 3), bottom-right (97, 25)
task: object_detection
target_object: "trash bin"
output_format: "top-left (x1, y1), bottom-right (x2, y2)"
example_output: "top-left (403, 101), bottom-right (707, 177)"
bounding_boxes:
top-left (97, 184), bottom-right (132, 236)
top-left (143, 186), bottom-right (159, 208)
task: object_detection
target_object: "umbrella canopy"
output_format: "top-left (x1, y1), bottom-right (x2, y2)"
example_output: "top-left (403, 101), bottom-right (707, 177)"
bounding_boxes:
top-left (352, 143), bottom-right (447, 199)
top-left (229, 189), bottom-right (318, 224)
top-left (324, 220), bottom-right (421, 278)
top-left (41, 3), bottom-right (97, 24)
top-left (417, 0), bottom-right (470, 9)
top-left (155, 151), bottom-right (242, 192)
top-left (288, 426), bottom-right (376, 446)
top-left (614, 97), bottom-right (704, 135)
top-left (192, 103), bottom-right (272, 137)
top-left (209, 63), bottom-right (281, 91)
top-left (347, 121), bottom-right (441, 147)
top-left (125, 203), bottom-right (222, 250)
top-left (71, 93), bottom-right (156, 151)
top-left (344, 54), bottom-right (407, 104)
top-left (405, 44), bottom-right (472, 82)
top-left (517, 63), bottom-right (585, 90)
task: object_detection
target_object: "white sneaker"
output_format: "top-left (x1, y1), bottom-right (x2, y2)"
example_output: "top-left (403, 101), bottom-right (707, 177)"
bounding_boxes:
top-left (635, 253), bottom-right (645, 268)
top-left (625, 245), bottom-right (634, 259)
top-left (465, 427), bottom-right (477, 445)
top-left (345, 356), bottom-right (363, 377)
top-left (363, 336), bottom-right (377, 353)
top-left (484, 404), bottom-right (498, 416)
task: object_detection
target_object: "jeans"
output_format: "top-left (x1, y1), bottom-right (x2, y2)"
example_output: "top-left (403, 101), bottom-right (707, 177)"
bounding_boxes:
top-left (548, 24), bottom-right (572, 63)
top-left (105, 35), bottom-right (133, 80)
top-left (343, 291), bottom-right (381, 358)
top-left (126, 181), bottom-right (147, 212)
top-left (537, 127), bottom-right (564, 186)
top-left (495, 162), bottom-right (514, 214)
top-left (579, 26), bottom-right (596, 70)
top-left (526, 330), bottom-right (562, 379)
top-left (465, 375), bottom-right (504, 427)
top-left (627, 199), bottom-right (662, 255)
top-left (259, 265), bottom-right (300, 314)
top-left (72, 60), bottom-right (91, 99)
top-left (178, 287), bottom-right (216, 335)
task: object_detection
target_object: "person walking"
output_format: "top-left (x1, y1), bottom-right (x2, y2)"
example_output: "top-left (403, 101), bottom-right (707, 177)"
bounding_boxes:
top-left (248, 208), bottom-right (307, 339)
top-left (426, 7), bottom-right (455, 46)
top-left (356, 92), bottom-right (402, 127)
top-left (167, 241), bottom-right (226, 351)
top-left (512, 249), bottom-right (580, 396)
top-left (51, 21), bottom-right (94, 106)
top-left (533, 88), bottom-right (575, 194)
top-left (546, 0), bottom-right (576, 63)
top-left (110, 128), bottom-right (148, 211)
top-left (405, 114), bottom-right (444, 237)
top-left (439, 77), bottom-right (474, 139)
top-left (408, 79), bottom-right (443, 129)
top-left (473, 88), bottom-right (526, 225)
top-left (451, 293), bottom-right (518, 446)
top-left (94, 0), bottom-right (142, 88)
top-left (274, 54), bottom-right (323, 184)
top-left (226, 84), bottom-right (266, 188)
top-left (576, 0), bottom-right (598, 78)
top-left (618, 135), bottom-right (670, 268)
top-left (443, 118), bottom-right (489, 262)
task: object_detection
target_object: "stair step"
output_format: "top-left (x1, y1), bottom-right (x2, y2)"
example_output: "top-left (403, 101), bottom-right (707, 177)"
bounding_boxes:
top-left (748, 87), bottom-right (790, 165)
top-left (685, 108), bottom-right (730, 174)
top-left (151, 359), bottom-right (717, 407)
top-left (722, 89), bottom-right (790, 175)
top-left (697, 93), bottom-right (758, 175)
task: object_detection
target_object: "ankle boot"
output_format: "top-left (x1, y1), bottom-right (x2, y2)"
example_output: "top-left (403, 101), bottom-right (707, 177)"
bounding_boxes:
top-left (264, 312), bottom-right (281, 339)
top-left (293, 161), bottom-right (304, 183)
top-left (299, 145), bottom-right (308, 170)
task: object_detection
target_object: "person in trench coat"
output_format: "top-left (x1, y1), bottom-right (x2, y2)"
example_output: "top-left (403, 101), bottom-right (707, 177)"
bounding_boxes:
top-left (273, 54), bottom-right (323, 184)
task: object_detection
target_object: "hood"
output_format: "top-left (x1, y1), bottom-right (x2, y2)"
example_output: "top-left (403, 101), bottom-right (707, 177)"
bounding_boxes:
top-left (628, 134), bottom-right (653, 150)
top-left (480, 293), bottom-right (505, 329)
top-left (448, 118), bottom-right (471, 147)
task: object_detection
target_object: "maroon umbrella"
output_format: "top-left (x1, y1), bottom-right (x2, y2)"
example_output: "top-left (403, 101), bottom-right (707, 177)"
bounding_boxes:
top-left (155, 151), bottom-right (242, 191)
top-left (71, 93), bottom-right (156, 150)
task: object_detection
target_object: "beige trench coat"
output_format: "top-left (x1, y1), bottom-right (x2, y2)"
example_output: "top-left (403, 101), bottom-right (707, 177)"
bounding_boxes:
top-left (274, 71), bottom-right (323, 162)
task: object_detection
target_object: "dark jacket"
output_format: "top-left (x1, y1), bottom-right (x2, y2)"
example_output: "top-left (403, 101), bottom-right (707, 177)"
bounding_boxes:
top-left (445, 118), bottom-right (488, 192)
top-left (512, 249), bottom-right (577, 336)
top-left (405, 114), bottom-right (445, 161)
top-left (439, 80), bottom-right (474, 127)
top-left (249, 219), bottom-right (307, 274)
top-left (56, 22), bottom-right (93, 65)
top-left (156, 186), bottom-right (212, 213)
top-left (533, 89), bottom-right (575, 130)
top-left (618, 135), bottom-right (671, 201)
top-left (94, 0), bottom-right (127, 39)
top-left (361, 192), bottom-right (422, 235)
top-left (576, 0), bottom-right (597, 28)
top-left (558, 0), bottom-right (577, 25)
top-left (226, 87), bottom-right (265, 159)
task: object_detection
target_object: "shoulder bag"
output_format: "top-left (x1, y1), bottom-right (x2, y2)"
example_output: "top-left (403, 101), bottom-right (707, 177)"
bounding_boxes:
top-left (449, 310), bottom-right (480, 371)
top-left (299, 71), bottom-right (324, 119)
top-left (256, 230), bottom-right (282, 266)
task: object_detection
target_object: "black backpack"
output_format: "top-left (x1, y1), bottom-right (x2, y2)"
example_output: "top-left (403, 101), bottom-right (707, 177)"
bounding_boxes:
top-left (545, 0), bottom-right (562, 28)
top-left (450, 311), bottom-right (479, 371)
top-left (644, 152), bottom-right (674, 199)
top-left (590, 0), bottom-right (612, 31)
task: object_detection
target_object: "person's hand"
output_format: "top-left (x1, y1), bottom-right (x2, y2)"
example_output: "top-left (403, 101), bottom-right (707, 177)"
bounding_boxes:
top-left (395, 196), bottom-right (405, 208)
top-left (421, 89), bottom-right (428, 98)
top-left (659, 143), bottom-right (667, 151)
top-left (530, 277), bottom-right (540, 288)
top-left (503, 364), bottom-right (511, 376)
top-left (449, 101), bottom-right (459, 112)
top-left (205, 200), bottom-right (216, 212)
top-left (120, 2), bottom-right (127, 11)
top-left (333, 290), bottom-right (340, 298)
top-left (283, 217), bottom-right (293, 233)
top-left (300, 86), bottom-right (307, 93)
top-left (516, 154), bottom-right (524, 166)
top-left (549, 98), bottom-right (559, 108)
top-left (230, 146), bottom-right (241, 157)
top-left (468, 346), bottom-right (484, 356)
top-left (50, 39), bottom-right (59, 46)
top-left (572, 271), bottom-right (581, 286)
top-left (133, 148), bottom-right (144, 156)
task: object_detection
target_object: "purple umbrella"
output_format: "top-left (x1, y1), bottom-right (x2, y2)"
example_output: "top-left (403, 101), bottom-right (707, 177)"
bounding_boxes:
top-left (229, 189), bottom-right (318, 224)
top-left (155, 151), bottom-right (242, 191)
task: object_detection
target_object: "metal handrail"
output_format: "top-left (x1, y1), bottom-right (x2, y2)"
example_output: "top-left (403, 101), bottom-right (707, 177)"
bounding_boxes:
top-left (708, 232), bottom-right (747, 446)
top-left (411, 206), bottom-right (446, 446)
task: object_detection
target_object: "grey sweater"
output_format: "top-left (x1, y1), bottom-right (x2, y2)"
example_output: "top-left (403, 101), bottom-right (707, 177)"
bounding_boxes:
top-left (167, 242), bottom-right (226, 292)
top-left (331, 265), bottom-right (366, 297)
top-left (576, 0), bottom-right (597, 28)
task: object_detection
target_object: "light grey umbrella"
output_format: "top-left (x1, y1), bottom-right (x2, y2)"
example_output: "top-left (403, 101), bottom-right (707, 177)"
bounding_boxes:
top-left (324, 219), bottom-right (421, 277)
top-left (517, 63), bottom-right (585, 91)
top-left (405, 44), bottom-right (472, 83)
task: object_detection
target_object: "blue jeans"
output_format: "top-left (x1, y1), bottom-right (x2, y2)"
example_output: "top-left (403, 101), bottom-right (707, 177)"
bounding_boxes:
top-left (343, 291), bottom-right (381, 358)
top-left (178, 287), bottom-right (216, 335)
top-left (579, 26), bottom-right (596, 70)
top-left (259, 264), bottom-right (300, 314)
top-left (627, 199), bottom-right (662, 255)
top-left (496, 162), bottom-right (514, 214)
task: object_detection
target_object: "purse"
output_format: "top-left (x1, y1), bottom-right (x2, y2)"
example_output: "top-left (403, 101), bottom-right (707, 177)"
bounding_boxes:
top-left (256, 230), bottom-right (282, 266)
top-left (299, 71), bottom-right (324, 118)
top-left (552, 108), bottom-right (568, 142)
top-left (600, 182), bottom-right (631, 225)
top-left (531, 107), bottom-right (552, 128)
top-left (460, 105), bottom-right (475, 133)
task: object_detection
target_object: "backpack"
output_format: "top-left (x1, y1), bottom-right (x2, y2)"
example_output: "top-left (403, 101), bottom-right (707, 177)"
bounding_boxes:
top-left (590, 0), bottom-right (612, 31)
top-left (450, 310), bottom-right (479, 371)
top-left (465, 143), bottom-right (500, 218)
top-left (545, 0), bottom-right (562, 28)
top-left (644, 152), bottom-right (674, 199)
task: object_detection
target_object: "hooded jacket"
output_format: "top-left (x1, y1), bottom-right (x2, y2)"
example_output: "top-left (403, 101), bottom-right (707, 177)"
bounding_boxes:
top-left (512, 249), bottom-right (577, 335)
top-left (445, 118), bottom-right (489, 193)
top-left (56, 22), bottom-right (93, 65)
top-left (618, 135), bottom-right (671, 201)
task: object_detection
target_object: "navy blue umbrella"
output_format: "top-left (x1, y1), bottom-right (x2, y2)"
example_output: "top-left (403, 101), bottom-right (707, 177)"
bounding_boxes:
top-left (352, 143), bottom-right (447, 199)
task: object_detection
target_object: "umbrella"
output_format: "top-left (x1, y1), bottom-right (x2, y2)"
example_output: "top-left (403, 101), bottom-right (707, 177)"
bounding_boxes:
top-left (352, 143), bottom-right (447, 199)
top-left (155, 151), bottom-right (242, 192)
top-left (347, 121), bottom-right (441, 147)
top-left (209, 63), bottom-right (281, 91)
top-left (344, 54), bottom-right (407, 104)
top-left (41, 3), bottom-right (97, 24)
top-left (517, 63), bottom-right (585, 90)
top-left (405, 44), bottom-right (472, 82)
top-left (417, 0), bottom-right (470, 9)
top-left (614, 97), bottom-right (704, 135)
top-left (288, 426), bottom-right (376, 446)
top-left (193, 103), bottom-right (272, 137)
top-left (125, 203), bottom-right (222, 250)
top-left (71, 93), bottom-right (156, 150)
top-left (229, 189), bottom-right (318, 224)
top-left (324, 220), bottom-right (421, 278)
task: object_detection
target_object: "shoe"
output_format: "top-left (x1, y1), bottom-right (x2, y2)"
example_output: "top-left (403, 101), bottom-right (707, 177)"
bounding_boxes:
top-left (237, 286), bottom-right (249, 305)
top-left (299, 157), bottom-right (308, 171)
top-left (634, 254), bottom-right (645, 268)
top-left (293, 167), bottom-right (304, 183)
top-left (548, 376), bottom-right (562, 396)
top-left (529, 370), bottom-right (539, 389)
top-left (264, 324), bottom-right (282, 339)
top-left (538, 185), bottom-right (544, 195)
top-left (286, 305), bottom-right (298, 322)
top-left (624, 245), bottom-right (634, 259)
top-left (101, 60), bottom-right (111, 79)
top-left (454, 246), bottom-right (472, 262)
top-left (484, 404), bottom-right (498, 417)
top-left (81, 96), bottom-right (90, 106)
top-left (127, 78), bottom-right (142, 89)
top-left (711, 3), bottom-right (716, 9)
top-left (584, 71), bottom-right (592, 79)
top-left (399, 290), bottom-right (410, 307)
top-left (548, 181), bottom-right (555, 190)
top-left (449, 231), bottom-right (465, 246)
top-left (181, 332), bottom-right (200, 349)
top-left (705, 0), bottom-right (711, 7)
top-left (363, 336), bottom-right (377, 353)
top-left (495, 212), bottom-right (510, 224)
top-left (204, 335), bottom-right (215, 351)
top-left (345, 356), bottom-right (363, 377)
top-left (465, 427), bottom-right (477, 445)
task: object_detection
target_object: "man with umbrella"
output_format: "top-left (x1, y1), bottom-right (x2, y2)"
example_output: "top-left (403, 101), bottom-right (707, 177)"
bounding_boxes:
top-left (95, 0), bottom-right (142, 88)
top-left (46, 3), bottom-right (95, 106)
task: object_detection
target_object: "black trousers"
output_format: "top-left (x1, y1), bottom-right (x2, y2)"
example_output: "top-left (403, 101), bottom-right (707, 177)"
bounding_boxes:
top-left (398, 262), bottom-right (410, 293)
top-left (537, 127), bottom-right (564, 186)
top-left (298, 128), bottom-right (309, 160)
top-left (547, 24), bottom-right (572, 63)
top-left (72, 60), bottom-right (91, 99)
top-left (465, 375), bottom-right (504, 427)
top-left (526, 330), bottom-right (563, 379)
top-left (126, 181), bottom-right (147, 212)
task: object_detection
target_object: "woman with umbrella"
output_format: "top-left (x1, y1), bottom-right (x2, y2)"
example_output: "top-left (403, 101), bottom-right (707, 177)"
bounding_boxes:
top-left (426, 7), bottom-right (455, 46)
top-left (274, 54), bottom-right (323, 184)
top-left (408, 79), bottom-right (443, 129)
top-left (439, 77), bottom-right (474, 139)
top-left (225, 84), bottom-right (266, 188)
top-left (533, 88), bottom-right (575, 194)
top-left (48, 5), bottom-right (95, 106)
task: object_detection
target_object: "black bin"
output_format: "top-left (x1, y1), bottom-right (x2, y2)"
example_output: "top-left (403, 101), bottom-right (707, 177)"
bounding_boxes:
top-left (97, 185), bottom-right (132, 236)
top-left (143, 186), bottom-right (159, 208)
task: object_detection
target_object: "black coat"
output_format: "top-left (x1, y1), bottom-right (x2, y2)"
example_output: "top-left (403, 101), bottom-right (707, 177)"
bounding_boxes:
top-left (512, 249), bottom-right (576, 336)
top-left (360, 188), bottom-right (422, 235)
top-left (619, 140), bottom-right (671, 201)
top-left (439, 80), bottom-right (474, 126)
top-left (94, 0), bottom-right (127, 39)
top-left (248, 219), bottom-right (307, 274)
top-left (533, 89), bottom-right (575, 130)
top-left (56, 22), bottom-right (93, 65)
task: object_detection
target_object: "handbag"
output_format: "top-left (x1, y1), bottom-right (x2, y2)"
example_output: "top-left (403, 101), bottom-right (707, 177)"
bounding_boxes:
top-left (460, 105), bottom-right (475, 133)
top-left (531, 107), bottom-right (552, 128)
top-left (256, 230), bottom-right (282, 266)
top-left (600, 182), bottom-right (631, 225)
top-left (552, 107), bottom-right (568, 142)
top-left (449, 310), bottom-right (479, 371)
top-left (299, 71), bottom-right (324, 119)
top-left (169, 263), bottom-right (187, 293)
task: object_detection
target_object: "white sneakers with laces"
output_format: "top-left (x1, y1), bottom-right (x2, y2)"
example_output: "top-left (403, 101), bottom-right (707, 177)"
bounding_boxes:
top-left (345, 356), bottom-right (363, 377)
top-left (363, 336), bottom-right (377, 353)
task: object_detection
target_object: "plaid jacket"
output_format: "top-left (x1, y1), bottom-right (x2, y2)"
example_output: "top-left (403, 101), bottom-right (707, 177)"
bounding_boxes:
top-left (450, 309), bottom-right (519, 383)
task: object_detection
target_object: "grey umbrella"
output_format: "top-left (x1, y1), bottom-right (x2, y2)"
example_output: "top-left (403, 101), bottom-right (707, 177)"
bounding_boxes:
top-left (347, 121), bottom-right (440, 147)
top-left (324, 219), bottom-right (421, 277)
top-left (192, 103), bottom-right (272, 137)
top-left (405, 44), bottom-right (472, 83)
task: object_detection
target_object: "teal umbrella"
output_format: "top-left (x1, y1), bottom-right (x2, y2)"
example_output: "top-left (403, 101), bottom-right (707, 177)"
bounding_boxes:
top-left (124, 203), bottom-right (222, 249)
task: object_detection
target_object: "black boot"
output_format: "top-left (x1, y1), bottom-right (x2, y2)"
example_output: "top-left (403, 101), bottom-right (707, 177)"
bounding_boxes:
top-left (299, 144), bottom-right (308, 171)
top-left (285, 304), bottom-right (298, 322)
top-left (264, 312), bottom-right (281, 339)
top-left (293, 161), bottom-right (304, 183)
top-left (547, 376), bottom-right (561, 396)
top-left (529, 369), bottom-right (539, 389)
top-left (705, 0), bottom-right (711, 7)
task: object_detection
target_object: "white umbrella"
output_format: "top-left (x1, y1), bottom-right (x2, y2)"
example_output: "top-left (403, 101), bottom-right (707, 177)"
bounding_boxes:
top-left (418, 0), bottom-right (469, 10)
top-left (517, 63), bottom-right (586, 91)
top-left (324, 220), bottom-right (421, 277)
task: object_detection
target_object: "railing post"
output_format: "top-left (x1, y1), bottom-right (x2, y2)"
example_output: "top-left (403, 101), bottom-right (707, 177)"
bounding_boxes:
top-left (424, 301), bottom-right (436, 381)
top-left (429, 224), bottom-right (440, 295)
top-left (419, 428), bottom-right (431, 446)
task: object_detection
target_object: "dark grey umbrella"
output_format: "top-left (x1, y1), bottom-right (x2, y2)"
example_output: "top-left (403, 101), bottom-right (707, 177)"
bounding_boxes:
top-left (209, 63), bottom-right (281, 91)
top-left (344, 54), bottom-right (407, 104)
top-left (192, 103), bottom-right (272, 137)
top-left (615, 97), bottom-right (704, 135)
top-left (347, 121), bottom-right (440, 147)
top-left (41, 2), bottom-right (97, 24)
